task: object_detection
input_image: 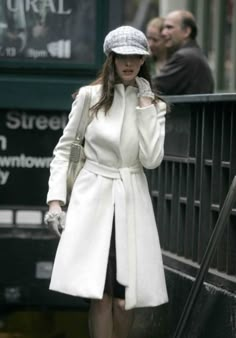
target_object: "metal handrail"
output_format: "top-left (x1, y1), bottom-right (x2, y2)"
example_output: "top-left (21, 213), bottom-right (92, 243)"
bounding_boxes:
top-left (173, 176), bottom-right (236, 338)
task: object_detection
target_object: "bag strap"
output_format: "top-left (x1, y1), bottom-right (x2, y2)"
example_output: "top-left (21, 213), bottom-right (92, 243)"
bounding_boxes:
top-left (74, 88), bottom-right (92, 144)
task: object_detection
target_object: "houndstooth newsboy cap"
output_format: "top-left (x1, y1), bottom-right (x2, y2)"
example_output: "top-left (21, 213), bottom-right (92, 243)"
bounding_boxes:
top-left (103, 26), bottom-right (149, 56)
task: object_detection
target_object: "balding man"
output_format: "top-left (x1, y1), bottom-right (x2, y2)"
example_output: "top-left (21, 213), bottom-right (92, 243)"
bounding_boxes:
top-left (152, 10), bottom-right (214, 95)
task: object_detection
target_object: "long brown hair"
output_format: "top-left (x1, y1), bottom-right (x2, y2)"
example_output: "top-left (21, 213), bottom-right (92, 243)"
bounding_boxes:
top-left (73, 52), bottom-right (162, 116)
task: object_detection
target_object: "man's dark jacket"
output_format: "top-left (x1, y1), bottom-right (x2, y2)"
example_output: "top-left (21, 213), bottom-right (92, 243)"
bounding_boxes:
top-left (153, 40), bottom-right (214, 95)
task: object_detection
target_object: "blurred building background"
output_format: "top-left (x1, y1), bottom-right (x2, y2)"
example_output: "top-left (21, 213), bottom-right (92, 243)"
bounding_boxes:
top-left (0, 0), bottom-right (235, 93)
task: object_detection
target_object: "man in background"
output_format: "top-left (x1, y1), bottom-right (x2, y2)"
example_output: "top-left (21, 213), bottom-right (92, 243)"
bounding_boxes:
top-left (152, 10), bottom-right (214, 95)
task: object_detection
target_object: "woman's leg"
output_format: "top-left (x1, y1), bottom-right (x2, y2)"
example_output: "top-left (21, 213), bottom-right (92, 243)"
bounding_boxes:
top-left (112, 298), bottom-right (135, 338)
top-left (89, 294), bottom-right (113, 338)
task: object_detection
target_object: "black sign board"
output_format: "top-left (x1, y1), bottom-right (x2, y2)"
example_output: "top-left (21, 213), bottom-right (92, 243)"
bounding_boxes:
top-left (0, 0), bottom-right (96, 64)
top-left (0, 109), bottom-right (68, 206)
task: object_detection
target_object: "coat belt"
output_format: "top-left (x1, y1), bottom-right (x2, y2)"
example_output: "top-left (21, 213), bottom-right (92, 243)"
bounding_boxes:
top-left (83, 159), bottom-right (143, 309)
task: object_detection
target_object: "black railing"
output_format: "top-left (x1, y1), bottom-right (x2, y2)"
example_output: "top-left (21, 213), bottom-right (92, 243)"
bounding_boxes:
top-left (148, 94), bottom-right (236, 290)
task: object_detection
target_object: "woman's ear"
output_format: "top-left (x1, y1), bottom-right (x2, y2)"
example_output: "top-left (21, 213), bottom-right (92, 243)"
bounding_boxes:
top-left (140, 56), bottom-right (145, 65)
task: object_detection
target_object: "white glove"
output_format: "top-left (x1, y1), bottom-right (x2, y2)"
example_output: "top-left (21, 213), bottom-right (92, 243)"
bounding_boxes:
top-left (44, 211), bottom-right (66, 237)
top-left (136, 76), bottom-right (155, 100)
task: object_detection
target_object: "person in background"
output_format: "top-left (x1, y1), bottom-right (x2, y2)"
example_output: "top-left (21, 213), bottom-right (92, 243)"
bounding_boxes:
top-left (0, 0), bottom-right (27, 56)
top-left (152, 10), bottom-right (214, 95)
top-left (45, 25), bottom-right (168, 338)
top-left (146, 17), bottom-right (167, 76)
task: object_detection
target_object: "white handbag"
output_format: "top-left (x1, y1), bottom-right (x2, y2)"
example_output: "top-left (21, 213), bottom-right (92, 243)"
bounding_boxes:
top-left (67, 90), bottom-right (91, 201)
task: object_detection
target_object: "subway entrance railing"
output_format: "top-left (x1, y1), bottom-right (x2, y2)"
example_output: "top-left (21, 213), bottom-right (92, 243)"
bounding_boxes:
top-left (147, 93), bottom-right (236, 292)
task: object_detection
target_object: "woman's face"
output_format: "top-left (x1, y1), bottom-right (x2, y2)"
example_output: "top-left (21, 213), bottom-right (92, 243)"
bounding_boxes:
top-left (146, 24), bottom-right (165, 57)
top-left (114, 54), bottom-right (145, 86)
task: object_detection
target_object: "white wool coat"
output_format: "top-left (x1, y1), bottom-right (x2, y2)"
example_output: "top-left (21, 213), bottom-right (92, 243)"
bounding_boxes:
top-left (47, 83), bottom-right (168, 310)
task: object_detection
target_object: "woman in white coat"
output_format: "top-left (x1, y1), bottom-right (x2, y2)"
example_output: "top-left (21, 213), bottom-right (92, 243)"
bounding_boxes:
top-left (45, 26), bottom-right (168, 338)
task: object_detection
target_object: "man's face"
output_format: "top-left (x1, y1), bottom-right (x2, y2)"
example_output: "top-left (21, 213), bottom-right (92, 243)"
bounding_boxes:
top-left (161, 12), bottom-right (188, 50)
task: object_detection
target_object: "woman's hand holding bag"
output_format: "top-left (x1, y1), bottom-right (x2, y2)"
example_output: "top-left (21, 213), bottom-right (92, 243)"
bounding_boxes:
top-left (44, 201), bottom-right (66, 237)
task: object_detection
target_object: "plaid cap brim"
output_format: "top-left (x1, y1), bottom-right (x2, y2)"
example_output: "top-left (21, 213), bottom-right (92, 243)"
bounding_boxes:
top-left (111, 46), bottom-right (149, 55)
